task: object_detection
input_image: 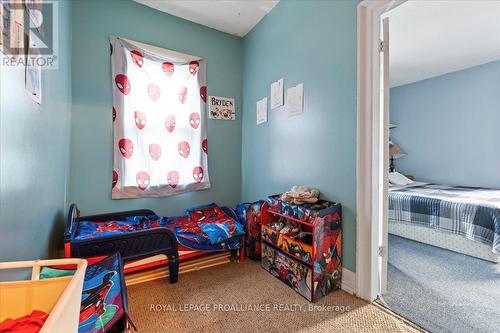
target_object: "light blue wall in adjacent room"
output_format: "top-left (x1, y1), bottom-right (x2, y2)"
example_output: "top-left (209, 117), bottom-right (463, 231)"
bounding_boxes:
top-left (241, 1), bottom-right (358, 272)
top-left (390, 60), bottom-right (500, 188)
top-left (69, 0), bottom-right (243, 216)
top-left (0, 1), bottom-right (72, 263)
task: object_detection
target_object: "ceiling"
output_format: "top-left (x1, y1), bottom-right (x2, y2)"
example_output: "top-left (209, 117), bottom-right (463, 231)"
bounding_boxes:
top-left (134, 0), bottom-right (279, 37)
top-left (384, 1), bottom-right (500, 87)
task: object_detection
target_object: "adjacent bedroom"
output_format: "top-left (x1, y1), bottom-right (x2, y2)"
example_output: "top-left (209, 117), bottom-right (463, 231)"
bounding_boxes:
top-left (382, 1), bottom-right (500, 333)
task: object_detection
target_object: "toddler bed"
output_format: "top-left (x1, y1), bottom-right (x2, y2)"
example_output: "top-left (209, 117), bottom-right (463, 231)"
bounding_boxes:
top-left (64, 203), bottom-right (246, 281)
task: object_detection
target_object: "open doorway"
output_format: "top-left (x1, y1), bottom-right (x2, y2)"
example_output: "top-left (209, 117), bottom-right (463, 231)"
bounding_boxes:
top-left (378, 1), bottom-right (500, 332)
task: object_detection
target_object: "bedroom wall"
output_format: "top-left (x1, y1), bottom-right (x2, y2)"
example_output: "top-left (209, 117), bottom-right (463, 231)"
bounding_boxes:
top-left (241, 1), bottom-right (358, 272)
top-left (0, 1), bottom-right (73, 263)
top-left (69, 0), bottom-right (243, 216)
top-left (390, 60), bottom-right (500, 188)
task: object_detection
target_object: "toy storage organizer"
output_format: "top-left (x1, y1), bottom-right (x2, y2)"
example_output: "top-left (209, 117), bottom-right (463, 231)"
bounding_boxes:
top-left (260, 195), bottom-right (342, 302)
top-left (0, 258), bottom-right (87, 333)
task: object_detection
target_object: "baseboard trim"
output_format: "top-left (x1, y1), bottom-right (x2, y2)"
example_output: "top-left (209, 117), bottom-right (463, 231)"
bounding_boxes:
top-left (341, 268), bottom-right (356, 294)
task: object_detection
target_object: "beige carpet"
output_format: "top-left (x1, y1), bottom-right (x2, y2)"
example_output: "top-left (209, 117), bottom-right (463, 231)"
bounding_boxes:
top-left (127, 260), bottom-right (421, 333)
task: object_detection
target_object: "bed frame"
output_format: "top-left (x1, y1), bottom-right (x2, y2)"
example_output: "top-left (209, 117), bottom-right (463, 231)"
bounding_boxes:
top-left (389, 221), bottom-right (500, 263)
top-left (64, 204), bottom-right (246, 283)
top-left (64, 204), bottom-right (179, 283)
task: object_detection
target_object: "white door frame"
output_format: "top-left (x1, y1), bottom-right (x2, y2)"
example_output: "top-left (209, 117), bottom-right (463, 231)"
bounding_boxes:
top-left (356, 0), bottom-right (406, 301)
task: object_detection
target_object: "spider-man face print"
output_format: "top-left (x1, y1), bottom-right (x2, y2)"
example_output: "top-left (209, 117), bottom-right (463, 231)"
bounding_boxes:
top-left (178, 141), bottom-right (190, 158)
top-left (189, 112), bottom-right (200, 129)
top-left (149, 143), bottom-right (161, 161)
top-left (130, 50), bottom-right (144, 67)
top-left (167, 170), bottom-right (179, 188)
top-left (165, 115), bottom-right (176, 133)
top-left (193, 166), bottom-right (203, 183)
top-left (162, 62), bottom-right (174, 76)
top-left (136, 171), bottom-right (150, 191)
top-left (200, 86), bottom-right (207, 102)
top-left (112, 170), bottom-right (118, 189)
top-left (189, 61), bottom-right (199, 75)
top-left (178, 86), bottom-right (187, 104)
top-left (148, 83), bottom-right (161, 102)
top-left (134, 111), bottom-right (146, 130)
top-left (115, 74), bottom-right (130, 95)
top-left (118, 138), bottom-right (133, 159)
top-left (202, 138), bottom-right (208, 154)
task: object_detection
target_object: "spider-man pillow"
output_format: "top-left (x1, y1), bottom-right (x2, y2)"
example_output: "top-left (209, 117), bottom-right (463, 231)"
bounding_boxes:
top-left (186, 204), bottom-right (245, 245)
top-left (161, 215), bottom-right (210, 245)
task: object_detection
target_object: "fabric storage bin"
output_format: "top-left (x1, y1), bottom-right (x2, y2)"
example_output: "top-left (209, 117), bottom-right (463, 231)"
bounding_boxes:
top-left (261, 224), bottom-right (282, 247)
top-left (268, 194), bottom-right (341, 225)
top-left (266, 196), bottom-right (282, 214)
top-left (0, 258), bottom-right (87, 333)
top-left (261, 243), bottom-right (313, 301)
top-left (279, 234), bottom-right (313, 265)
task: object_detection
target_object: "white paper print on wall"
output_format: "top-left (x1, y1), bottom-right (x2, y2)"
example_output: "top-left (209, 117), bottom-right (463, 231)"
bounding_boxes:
top-left (286, 83), bottom-right (304, 117)
top-left (26, 42), bottom-right (42, 105)
top-left (208, 96), bottom-right (235, 120)
top-left (270, 78), bottom-right (284, 109)
top-left (256, 97), bottom-right (268, 125)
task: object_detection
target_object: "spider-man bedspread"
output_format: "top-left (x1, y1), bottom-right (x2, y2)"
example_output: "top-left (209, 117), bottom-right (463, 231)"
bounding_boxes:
top-left (74, 204), bottom-right (245, 251)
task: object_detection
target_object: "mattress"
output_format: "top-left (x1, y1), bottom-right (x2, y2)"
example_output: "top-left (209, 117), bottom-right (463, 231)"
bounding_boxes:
top-left (74, 205), bottom-right (245, 251)
top-left (389, 183), bottom-right (500, 254)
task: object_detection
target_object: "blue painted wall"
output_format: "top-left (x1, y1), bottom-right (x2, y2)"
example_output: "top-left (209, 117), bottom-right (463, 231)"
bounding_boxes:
top-left (391, 60), bottom-right (500, 188)
top-left (0, 1), bottom-right (72, 262)
top-left (69, 0), bottom-right (243, 216)
top-left (1, 0), bottom-right (359, 274)
top-left (241, 1), bottom-right (358, 272)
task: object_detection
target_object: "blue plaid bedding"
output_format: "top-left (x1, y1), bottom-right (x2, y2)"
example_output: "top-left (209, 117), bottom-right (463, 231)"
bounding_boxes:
top-left (389, 184), bottom-right (500, 254)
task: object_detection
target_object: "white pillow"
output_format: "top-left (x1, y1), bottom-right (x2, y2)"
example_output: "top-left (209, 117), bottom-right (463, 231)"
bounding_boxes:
top-left (389, 172), bottom-right (414, 186)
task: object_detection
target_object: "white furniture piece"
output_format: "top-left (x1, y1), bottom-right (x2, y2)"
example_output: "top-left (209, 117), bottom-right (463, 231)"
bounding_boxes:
top-left (0, 258), bottom-right (87, 333)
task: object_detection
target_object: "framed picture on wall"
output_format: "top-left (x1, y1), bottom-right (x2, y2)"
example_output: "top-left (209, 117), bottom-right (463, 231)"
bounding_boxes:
top-left (0, 0), bottom-right (25, 58)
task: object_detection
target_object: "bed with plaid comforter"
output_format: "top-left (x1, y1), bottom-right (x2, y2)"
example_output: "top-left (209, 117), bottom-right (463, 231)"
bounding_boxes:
top-left (389, 184), bottom-right (500, 254)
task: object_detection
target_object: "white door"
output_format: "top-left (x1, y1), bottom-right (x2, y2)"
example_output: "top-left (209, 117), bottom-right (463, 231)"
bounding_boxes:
top-left (379, 16), bottom-right (390, 296)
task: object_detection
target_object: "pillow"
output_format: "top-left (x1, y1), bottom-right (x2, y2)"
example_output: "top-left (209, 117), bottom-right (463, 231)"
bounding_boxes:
top-left (389, 172), bottom-right (414, 186)
top-left (187, 205), bottom-right (246, 244)
top-left (188, 205), bottom-right (229, 225)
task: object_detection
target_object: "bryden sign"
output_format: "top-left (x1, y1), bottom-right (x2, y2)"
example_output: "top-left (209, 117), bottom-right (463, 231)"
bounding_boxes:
top-left (208, 96), bottom-right (235, 120)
